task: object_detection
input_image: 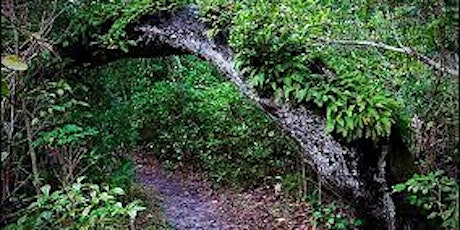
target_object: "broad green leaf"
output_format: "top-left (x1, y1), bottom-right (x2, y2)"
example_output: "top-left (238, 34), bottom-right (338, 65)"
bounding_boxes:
top-left (17, 215), bottom-right (28, 225)
top-left (392, 183), bottom-right (406, 192)
top-left (111, 187), bottom-right (125, 195)
top-left (1, 55), bottom-right (28, 71)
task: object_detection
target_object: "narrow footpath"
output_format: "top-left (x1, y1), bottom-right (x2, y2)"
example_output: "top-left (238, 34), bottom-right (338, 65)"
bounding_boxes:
top-left (133, 149), bottom-right (312, 230)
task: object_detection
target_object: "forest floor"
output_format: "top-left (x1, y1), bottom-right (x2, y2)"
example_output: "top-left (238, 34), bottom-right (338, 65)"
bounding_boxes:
top-left (133, 148), bottom-right (314, 230)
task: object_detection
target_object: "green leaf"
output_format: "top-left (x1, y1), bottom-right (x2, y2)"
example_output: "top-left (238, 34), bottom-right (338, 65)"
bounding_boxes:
top-left (1, 151), bottom-right (9, 163)
top-left (40, 211), bottom-right (52, 220)
top-left (427, 212), bottom-right (438, 219)
top-left (325, 118), bottom-right (335, 133)
top-left (17, 215), bottom-right (28, 225)
top-left (82, 206), bottom-right (92, 217)
top-left (337, 222), bottom-right (346, 229)
top-left (341, 128), bottom-right (348, 138)
top-left (56, 89), bottom-right (65, 96)
top-left (336, 114), bottom-right (344, 127)
top-left (1, 55), bottom-right (28, 71)
top-left (296, 88), bottom-right (307, 102)
top-left (441, 186), bottom-right (452, 192)
top-left (392, 183), bottom-right (406, 192)
top-left (284, 86), bottom-right (293, 99)
top-left (345, 116), bottom-right (355, 131)
top-left (127, 204), bottom-right (146, 219)
top-left (354, 219), bottom-right (363, 226)
top-left (442, 208), bottom-right (456, 222)
top-left (250, 73), bottom-right (265, 86)
top-left (283, 77), bottom-right (292, 86)
top-left (312, 211), bottom-right (322, 218)
top-left (41, 185), bottom-right (51, 196)
top-left (423, 203), bottom-right (432, 210)
top-left (111, 187), bottom-right (125, 195)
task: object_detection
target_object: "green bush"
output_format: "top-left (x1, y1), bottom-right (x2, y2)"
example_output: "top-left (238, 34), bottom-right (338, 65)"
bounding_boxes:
top-left (73, 55), bottom-right (300, 188)
top-left (5, 178), bottom-right (145, 230)
top-left (197, 0), bottom-right (457, 144)
top-left (131, 56), bottom-right (300, 187)
top-left (311, 202), bottom-right (363, 230)
top-left (32, 123), bottom-right (98, 187)
top-left (392, 170), bottom-right (459, 229)
top-left (63, 0), bottom-right (192, 52)
top-left (228, 0), bottom-right (400, 142)
top-left (70, 59), bottom-right (165, 189)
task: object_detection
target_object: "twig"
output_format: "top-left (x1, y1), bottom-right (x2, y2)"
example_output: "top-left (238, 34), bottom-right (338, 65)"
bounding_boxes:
top-left (318, 38), bottom-right (459, 77)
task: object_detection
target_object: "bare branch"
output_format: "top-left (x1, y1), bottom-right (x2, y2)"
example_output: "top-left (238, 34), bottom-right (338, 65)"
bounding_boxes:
top-left (318, 38), bottom-right (459, 77)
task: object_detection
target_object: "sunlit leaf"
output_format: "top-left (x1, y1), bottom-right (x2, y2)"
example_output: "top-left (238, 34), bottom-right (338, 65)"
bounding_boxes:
top-left (41, 185), bottom-right (51, 196)
top-left (1, 151), bottom-right (9, 163)
top-left (1, 55), bottom-right (28, 71)
top-left (111, 187), bottom-right (125, 195)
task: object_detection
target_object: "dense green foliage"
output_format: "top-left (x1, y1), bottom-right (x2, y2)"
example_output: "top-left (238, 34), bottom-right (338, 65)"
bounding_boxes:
top-left (140, 57), bottom-right (300, 186)
top-left (2, 0), bottom-right (458, 229)
top-left (65, 0), bottom-right (458, 143)
top-left (79, 55), bottom-right (364, 228)
top-left (5, 178), bottom-right (145, 230)
top-left (393, 171), bottom-right (459, 229)
top-left (62, 0), bottom-right (192, 52)
top-left (1, 2), bottom-right (146, 227)
top-left (230, 0), bottom-right (397, 141)
top-left (80, 56), bottom-right (300, 187)
top-left (201, 0), bottom-right (457, 144)
top-left (311, 202), bottom-right (363, 230)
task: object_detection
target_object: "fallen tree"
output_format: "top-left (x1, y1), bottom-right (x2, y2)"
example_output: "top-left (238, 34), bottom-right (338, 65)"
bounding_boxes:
top-left (3, 1), bottom-right (459, 229)
top-left (63, 6), bottom-right (397, 229)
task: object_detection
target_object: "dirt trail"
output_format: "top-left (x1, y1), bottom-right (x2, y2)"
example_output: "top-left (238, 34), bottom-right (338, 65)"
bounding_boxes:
top-left (134, 151), bottom-right (311, 230)
top-left (136, 159), bottom-right (226, 229)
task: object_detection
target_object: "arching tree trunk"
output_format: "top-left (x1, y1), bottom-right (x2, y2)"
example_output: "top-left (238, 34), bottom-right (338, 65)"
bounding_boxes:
top-left (64, 6), bottom-right (396, 229)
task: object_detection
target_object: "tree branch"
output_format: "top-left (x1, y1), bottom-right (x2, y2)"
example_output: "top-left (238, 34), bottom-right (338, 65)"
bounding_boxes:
top-left (318, 38), bottom-right (459, 77)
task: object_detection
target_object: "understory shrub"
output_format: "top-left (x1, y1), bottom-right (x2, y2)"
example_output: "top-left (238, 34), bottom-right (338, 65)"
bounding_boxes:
top-left (132, 56), bottom-right (300, 187)
top-left (2, 0), bottom-right (457, 229)
top-left (392, 170), bottom-right (459, 229)
top-left (77, 55), bottom-right (300, 188)
top-left (71, 59), bottom-right (166, 190)
top-left (4, 177), bottom-right (145, 230)
top-left (311, 202), bottom-right (363, 230)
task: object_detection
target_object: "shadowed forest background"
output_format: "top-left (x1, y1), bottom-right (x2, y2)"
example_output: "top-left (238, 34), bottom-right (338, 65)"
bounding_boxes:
top-left (1, 0), bottom-right (459, 229)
